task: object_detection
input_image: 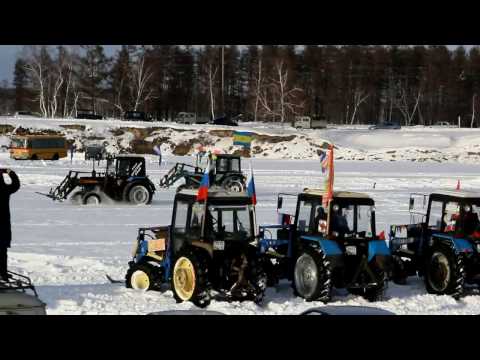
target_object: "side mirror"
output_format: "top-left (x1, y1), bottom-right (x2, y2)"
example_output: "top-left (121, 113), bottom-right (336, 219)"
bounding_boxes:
top-left (277, 196), bottom-right (283, 210)
top-left (409, 197), bottom-right (414, 211)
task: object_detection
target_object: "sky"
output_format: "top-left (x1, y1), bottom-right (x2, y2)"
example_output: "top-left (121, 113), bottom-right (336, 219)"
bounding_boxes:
top-left (0, 45), bottom-right (475, 86)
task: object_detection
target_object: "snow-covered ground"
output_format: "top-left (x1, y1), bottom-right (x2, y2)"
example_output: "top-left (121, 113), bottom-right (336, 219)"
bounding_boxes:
top-left (3, 150), bottom-right (480, 315)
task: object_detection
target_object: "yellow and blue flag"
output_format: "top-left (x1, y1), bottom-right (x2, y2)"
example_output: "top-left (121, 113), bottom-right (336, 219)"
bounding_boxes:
top-left (233, 131), bottom-right (253, 149)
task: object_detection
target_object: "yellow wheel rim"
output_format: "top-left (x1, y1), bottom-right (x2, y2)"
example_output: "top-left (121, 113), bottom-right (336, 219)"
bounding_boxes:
top-left (131, 270), bottom-right (150, 291)
top-left (173, 257), bottom-right (196, 301)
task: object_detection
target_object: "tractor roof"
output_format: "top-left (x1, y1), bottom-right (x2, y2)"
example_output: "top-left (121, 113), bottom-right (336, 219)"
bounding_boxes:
top-left (115, 154), bottom-right (145, 160)
top-left (431, 190), bottom-right (480, 200)
top-left (216, 154), bottom-right (240, 158)
top-left (302, 188), bottom-right (372, 200)
top-left (176, 188), bottom-right (253, 204)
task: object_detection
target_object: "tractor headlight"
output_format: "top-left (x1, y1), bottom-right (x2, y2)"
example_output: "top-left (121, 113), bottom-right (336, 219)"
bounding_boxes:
top-left (476, 243), bottom-right (480, 253)
top-left (345, 245), bottom-right (357, 256)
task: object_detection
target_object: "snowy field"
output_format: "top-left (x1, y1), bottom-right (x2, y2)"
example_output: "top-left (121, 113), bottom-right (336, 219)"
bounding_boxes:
top-left (4, 150), bottom-right (480, 315)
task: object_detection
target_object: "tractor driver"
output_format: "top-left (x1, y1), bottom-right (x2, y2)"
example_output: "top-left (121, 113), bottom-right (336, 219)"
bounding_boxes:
top-left (462, 205), bottom-right (480, 237)
top-left (313, 206), bottom-right (328, 235)
top-left (330, 205), bottom-right (351, 239)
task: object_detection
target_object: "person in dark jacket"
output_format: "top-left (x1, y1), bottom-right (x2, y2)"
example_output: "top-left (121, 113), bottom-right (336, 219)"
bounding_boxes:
top-left (0, 169), bottom-right (20, 281)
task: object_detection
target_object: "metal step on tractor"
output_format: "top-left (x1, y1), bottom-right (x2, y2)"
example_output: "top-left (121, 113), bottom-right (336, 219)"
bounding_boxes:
top-left (159, 153), bottom-right (246, 193)
top-left (390, 191), bottom-right (480, 298)
top-left (40, 155), bottom-right (156, 205)
top-left (124, 188), bottom-right (267, 307)
top-left (257, 189), bottom-right (391, 302)
top-left (0, 271), bottom-right (47, 315)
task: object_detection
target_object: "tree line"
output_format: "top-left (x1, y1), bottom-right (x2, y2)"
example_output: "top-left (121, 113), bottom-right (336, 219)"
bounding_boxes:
top-left (9, 45), bottom-right (480, 126)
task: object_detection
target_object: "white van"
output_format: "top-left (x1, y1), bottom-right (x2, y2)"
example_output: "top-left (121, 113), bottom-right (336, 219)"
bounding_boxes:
top-left (294, 116), bottom-right (327, 129)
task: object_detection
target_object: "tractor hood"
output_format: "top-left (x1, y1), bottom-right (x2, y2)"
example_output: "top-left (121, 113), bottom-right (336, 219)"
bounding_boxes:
top-left (0, 291), bottom-right (47, 315)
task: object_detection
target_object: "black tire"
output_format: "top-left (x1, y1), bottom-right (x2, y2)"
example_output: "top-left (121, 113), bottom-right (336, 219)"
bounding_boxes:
top-left (31, 154), bottom-right (38, 160)
top-left (70, 191), bottom-right (84, 204)
top-left (171, 248), bottom-right (211, 308)
top-left (424, 241), bottom-right (465, 298)
top-left (250, 258), bottom-right (268, 305)
top-left (83, 192), bottom-right (101, 205)
top-left (293, 247), bottom-right (332, 302)
top-left (357, 267), bottom-right (387, 302)
top-left (125, 263), bottom-right (158, 291)
top-left (392, 255), bottom-right (408, 285)
top-left (222, 177), bottom-right (245, 192)
top-left (52, 153), bottom-right (59, 160)
top-left (125, 183), bottom-right (152, 205)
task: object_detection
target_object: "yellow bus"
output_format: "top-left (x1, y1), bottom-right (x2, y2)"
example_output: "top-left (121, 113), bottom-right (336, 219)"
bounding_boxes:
top-left (10, 135), bottom-right (68, 160)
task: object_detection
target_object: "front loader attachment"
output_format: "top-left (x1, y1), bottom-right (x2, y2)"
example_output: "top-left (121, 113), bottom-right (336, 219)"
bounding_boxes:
top-left (159, 163), bottom-right (202, 188)
top-left (46, 170), bottom-right (84, 201)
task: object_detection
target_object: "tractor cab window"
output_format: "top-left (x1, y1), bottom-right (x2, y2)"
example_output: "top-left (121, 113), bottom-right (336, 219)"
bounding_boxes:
top-left (464, 204), bottom-right (480, 236)
top-left (297, 200), bottom-right (314, 234)
top-left (428, 201), bottom-right (444, 231)
top-left (116, 159), bottom-right (130, 177)
top-left (206, 205), bottom-right (252, 241)
top-left (330, 204), bottom-right (374, 239)
top-left (444, 202), bottom-right (460, 233)
top-left (10, 138), bottom-right (27, 148)
top-left (230, 158), bottom-right (240, 172)
top-left (173, 200), bottom-right (191, 252)
top-left (312, 204), bottom-right (328, 235)
top-left (216, 158), bottom-right (229, 173)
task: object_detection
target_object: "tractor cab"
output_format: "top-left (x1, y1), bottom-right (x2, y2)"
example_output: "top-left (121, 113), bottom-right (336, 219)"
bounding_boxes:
top-left (258, 189), bottom-right (390, 302)
top-left (390, 191), bottom-right (480, 296)
top-left (214, 154), bottom-right (242, 175)
top-left (125, 188), bottom-right (266, 307)
top-left (106, 155), bottom-right (146, 179)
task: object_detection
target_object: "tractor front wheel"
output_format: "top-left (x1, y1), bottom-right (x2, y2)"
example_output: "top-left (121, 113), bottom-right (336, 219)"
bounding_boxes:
top-left (70, 191), bottom-right (84, 204)
top-left (127, 184), bottom-right (152, 205)
top-left (126, 263), bottom-right (157, 291)
top-left (425, 242), bottom-right (465, 298)
top-left (83, 192), bottom-right (101, 205)
top-left (223, 177), bottom-right (245, 193)
top-left (293, 247), bottom-right (332, 302)
top-left (171, 248), bottom-right (210, 308)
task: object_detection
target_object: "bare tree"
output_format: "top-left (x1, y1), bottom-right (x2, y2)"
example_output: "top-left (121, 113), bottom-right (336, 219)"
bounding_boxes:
top-left (130, 55), bottom-right (154, 111)
top-left (253, 57), bottom-right (262, 122)
top-left (349, 88), bottom-right (370, 125)
top-left (395, 82), bottom-right (422, 126)
top-left (471, 93), bottom-right (478, 128)
top-left (258, 60), bottom-right (304, 123)
top-left (23, 46), bottom-right (48, 117)
top-left (208, 63), bottom-right (218, 120)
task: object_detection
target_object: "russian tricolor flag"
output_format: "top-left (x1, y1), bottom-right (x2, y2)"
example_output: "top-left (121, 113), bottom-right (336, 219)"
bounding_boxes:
top-left (247, 165), bottom-right (257, 205)
top-left (196, 167), bottom-right (210, 201)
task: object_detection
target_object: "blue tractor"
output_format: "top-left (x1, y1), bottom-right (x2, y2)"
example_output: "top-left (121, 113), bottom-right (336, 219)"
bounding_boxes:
top-left (390, 191), bottom-right (480, 298)
top-left (258, 189), bottom-right (391, 302)
top-left (125, 188), bottom-right (267, 307)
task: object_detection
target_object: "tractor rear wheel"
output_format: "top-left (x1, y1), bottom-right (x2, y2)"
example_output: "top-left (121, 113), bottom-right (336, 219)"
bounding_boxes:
top-left (171, 248), bottom-right (211, 308)
top-left (127, 184), bottom-right (152, 205)
top-left (425, 242), bottom-right (465, 298)
top-left (348, 266), bottom-right (387, 302)
top-left (293, 247), bottom-right (332, 302)
top-left (52, 153), bottom-right (59, 160)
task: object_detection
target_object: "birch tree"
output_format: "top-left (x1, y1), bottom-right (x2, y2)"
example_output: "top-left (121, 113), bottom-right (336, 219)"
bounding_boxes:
top-left (130, 54), bottom-right (154, 111)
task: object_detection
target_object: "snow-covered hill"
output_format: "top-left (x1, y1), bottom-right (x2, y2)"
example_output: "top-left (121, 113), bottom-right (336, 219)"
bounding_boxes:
top-left (2, 116), bottom-right (480, 163)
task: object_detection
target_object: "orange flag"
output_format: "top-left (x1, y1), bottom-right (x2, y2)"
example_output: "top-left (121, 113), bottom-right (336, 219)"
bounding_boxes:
top-left (322, 144), bottom-right (334, 208)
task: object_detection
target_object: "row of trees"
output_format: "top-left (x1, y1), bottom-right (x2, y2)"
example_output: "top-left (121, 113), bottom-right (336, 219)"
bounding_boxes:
top-left (11, 45), bottom-right (480, 126)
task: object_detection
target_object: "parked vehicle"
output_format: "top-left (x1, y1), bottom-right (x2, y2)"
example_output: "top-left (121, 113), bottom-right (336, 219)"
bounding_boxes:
top-left (369, 121), bottom-right (401, 130)
top-left (76, 109), bottom-right (103, 120)
top-left (258, 189), bottom-right (391, 302)
top-left (0, 271), bottom-right (47, 315)
top-left (41, 155), bottom-right (155, 205)
top-left (390, 191), bottom-right (480, 298)
top-left (13, 111), bottom-right (41, 118)
top-left (125, 188), bottom-right (267, 307)
top-left (84, 144), bottom-right (107, 161)
top-left (211, 116), bottom-right (238, 126)
top-left (10, 135), bottom-right (67, 160)
top-left (160, 153), bottom-right (246, 193)
top-left (124, 111), bottom-right (152, 121)
top-left (433, 121), bottom-right (453, 127)
top-left (293, 116), bottom-right (328, 129)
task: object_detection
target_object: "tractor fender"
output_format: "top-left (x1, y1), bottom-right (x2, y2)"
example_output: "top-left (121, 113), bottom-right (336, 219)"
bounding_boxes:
top-left (368, 240), bottom-right (391, 262)
top-left (431, 234), bottom-right (474, 254)
top-left (300, 235), bottom-right (343, 257)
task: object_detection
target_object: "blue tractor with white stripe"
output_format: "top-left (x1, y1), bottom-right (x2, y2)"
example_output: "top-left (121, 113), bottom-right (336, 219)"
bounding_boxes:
top-left (258, 189), bottom-right (391, 302)
top-left (390, 191), bottom-right (480, 298)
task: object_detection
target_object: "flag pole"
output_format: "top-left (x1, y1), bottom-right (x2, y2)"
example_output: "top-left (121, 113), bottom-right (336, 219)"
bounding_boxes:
top-left (201, 158), bottom-right (210, 240)
top-left (250, 160), bottom-right (258, 238)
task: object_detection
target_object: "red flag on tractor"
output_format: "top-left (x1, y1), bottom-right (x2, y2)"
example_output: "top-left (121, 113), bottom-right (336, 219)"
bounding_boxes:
top-left (322, 144), bottom-right (335, 208)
